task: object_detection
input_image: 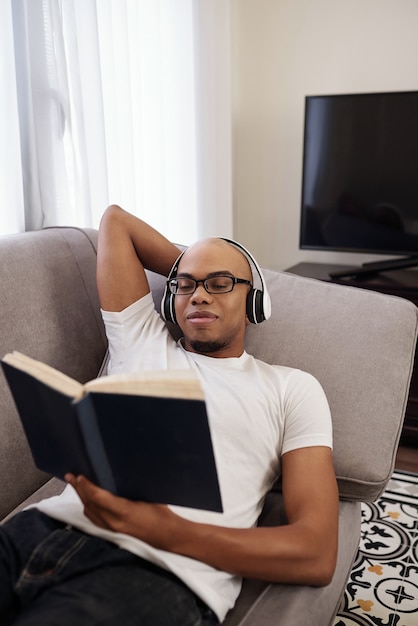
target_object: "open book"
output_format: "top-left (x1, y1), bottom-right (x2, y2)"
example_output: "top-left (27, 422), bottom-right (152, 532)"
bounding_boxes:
top-left (1, 351), bottom-right (222, 512)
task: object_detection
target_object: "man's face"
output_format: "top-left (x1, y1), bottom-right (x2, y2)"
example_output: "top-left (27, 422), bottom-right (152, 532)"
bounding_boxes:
top-left (174, 239), bottom-right (252, 358)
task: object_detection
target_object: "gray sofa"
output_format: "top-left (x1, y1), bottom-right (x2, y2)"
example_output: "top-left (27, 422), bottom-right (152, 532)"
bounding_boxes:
top-left (1, 226), bottom-right (417, 625)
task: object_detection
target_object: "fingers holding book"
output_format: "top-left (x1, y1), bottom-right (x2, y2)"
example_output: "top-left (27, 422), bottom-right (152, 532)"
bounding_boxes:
top-left (65, 473), bottom-right (176, 548)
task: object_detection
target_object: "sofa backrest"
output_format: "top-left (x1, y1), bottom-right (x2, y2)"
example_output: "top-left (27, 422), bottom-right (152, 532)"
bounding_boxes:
top-left (146, 264), bottom-right (418, 502)
top-left (0, 227), bottom-right (107, 519)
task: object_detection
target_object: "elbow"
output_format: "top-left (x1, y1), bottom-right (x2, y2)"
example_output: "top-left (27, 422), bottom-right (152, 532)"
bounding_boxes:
top-left (268, 531), bottom-right (338, 587)
top-left (310, 558), bottom-right (337, 587)
top-left (307, 542), bottom-right (338, 587)
top-left (100, 204), bottom-right (124, 225)
top-left (287, 526), bottom-right (338, 587)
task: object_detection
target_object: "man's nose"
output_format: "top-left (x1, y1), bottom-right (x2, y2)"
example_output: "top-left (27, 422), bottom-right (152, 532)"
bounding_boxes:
top-left (191, 283), bottom-right (212, 302)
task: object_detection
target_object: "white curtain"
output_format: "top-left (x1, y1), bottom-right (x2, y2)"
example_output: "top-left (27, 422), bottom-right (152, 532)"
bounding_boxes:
top-left (0, 0), bottom-right (25, 233)
top-left (1, 0), bottom-right (232, 244)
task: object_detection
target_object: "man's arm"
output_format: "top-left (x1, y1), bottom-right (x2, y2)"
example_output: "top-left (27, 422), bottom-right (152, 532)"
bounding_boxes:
top-left (67, 446), bottom-right (339, 586)
top-left (97, 205), bottom-right (181, 312)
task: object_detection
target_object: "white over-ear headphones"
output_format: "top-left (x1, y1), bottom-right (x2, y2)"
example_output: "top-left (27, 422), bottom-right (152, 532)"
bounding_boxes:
top-left (161, 238), bottom-right (271, 325)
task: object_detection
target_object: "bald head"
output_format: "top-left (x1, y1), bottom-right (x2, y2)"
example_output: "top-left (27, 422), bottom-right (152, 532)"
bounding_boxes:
top-left (178, 238), bottom-right (253, 284)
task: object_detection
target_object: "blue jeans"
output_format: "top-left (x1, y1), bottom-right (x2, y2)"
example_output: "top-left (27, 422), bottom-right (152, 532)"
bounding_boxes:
top-left (0, 510), bottom-right (219, 625)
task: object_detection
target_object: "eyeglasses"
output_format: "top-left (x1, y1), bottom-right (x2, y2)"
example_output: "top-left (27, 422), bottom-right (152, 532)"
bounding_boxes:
top-left (167, 275), bottom-right (252, 295)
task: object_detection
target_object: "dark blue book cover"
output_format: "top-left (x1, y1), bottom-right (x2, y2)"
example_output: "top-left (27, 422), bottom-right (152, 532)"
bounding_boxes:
top-left (2, 359), bottom-right (222, 512)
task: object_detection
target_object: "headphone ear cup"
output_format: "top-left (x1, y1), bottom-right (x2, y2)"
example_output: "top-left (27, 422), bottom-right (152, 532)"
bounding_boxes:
top-left (161, 289), bottom-right (177, 324)
top-left (220, 237), bottom-right (270, 324)
top-left (246, 288), bottom-right (265, 324)
top-left (161, 250), bottom-right (185, 325)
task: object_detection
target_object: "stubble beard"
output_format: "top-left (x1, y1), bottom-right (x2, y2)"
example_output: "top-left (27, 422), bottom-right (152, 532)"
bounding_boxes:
top-left (189, 339), bottom-right (228, 354)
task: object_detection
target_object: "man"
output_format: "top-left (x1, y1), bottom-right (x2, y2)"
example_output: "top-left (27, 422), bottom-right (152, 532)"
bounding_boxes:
top-left (0, 205), bottom-right (338, 625)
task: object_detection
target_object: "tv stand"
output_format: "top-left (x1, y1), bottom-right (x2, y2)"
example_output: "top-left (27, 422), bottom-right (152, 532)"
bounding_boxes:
top-left (286, 262), bottom-right (418, 447)
top-left (329, 256), bottom-right (418, 279)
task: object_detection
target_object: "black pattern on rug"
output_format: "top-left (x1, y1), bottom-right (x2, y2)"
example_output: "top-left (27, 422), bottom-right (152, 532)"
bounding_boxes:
top-left (333, 470), bottom-right (418, 626)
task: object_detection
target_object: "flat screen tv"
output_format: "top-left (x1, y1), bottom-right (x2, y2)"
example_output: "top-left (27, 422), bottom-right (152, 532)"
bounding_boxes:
top-left (299, 90), bottom-right (418, 277)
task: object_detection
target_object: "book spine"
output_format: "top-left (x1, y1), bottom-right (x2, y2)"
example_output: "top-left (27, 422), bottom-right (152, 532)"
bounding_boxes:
top-left (75, 395), bottom-right (117, 494)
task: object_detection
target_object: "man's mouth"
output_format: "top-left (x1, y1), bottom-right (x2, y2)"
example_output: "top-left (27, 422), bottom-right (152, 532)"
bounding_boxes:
top-left (186, 311), bottom-right (218, 325)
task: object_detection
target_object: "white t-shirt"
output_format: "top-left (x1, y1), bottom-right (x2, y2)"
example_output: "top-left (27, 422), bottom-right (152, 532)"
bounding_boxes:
top-left (35, 293), bottom-right (333, 621)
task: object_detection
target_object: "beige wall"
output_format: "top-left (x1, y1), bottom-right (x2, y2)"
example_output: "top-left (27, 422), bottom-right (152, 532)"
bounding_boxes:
top-left (231, 0), bottom-right (418, 270)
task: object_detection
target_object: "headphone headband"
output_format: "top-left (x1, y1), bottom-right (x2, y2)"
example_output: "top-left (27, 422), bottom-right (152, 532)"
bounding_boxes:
top-left (218, 238), bottom-right (271, 323)
top-left (161, 238), bottom-right (271, 325)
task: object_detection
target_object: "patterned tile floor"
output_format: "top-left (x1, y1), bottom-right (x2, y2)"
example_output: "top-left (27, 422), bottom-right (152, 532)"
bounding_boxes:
top-left (333, 470), bottom-right (418, 626)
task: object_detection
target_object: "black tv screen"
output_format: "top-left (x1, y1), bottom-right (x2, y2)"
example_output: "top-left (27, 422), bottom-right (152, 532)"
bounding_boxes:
top-left (300, 91), bottom-right (418, 258)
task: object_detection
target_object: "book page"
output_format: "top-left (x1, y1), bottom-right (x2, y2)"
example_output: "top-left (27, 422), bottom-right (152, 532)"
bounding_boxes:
top-left (2, 351), bottom-right (84, 399)
top-left (2, 352), bottom-right (205, 402)
top-left (84, 370), bottom-right (205, 401)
